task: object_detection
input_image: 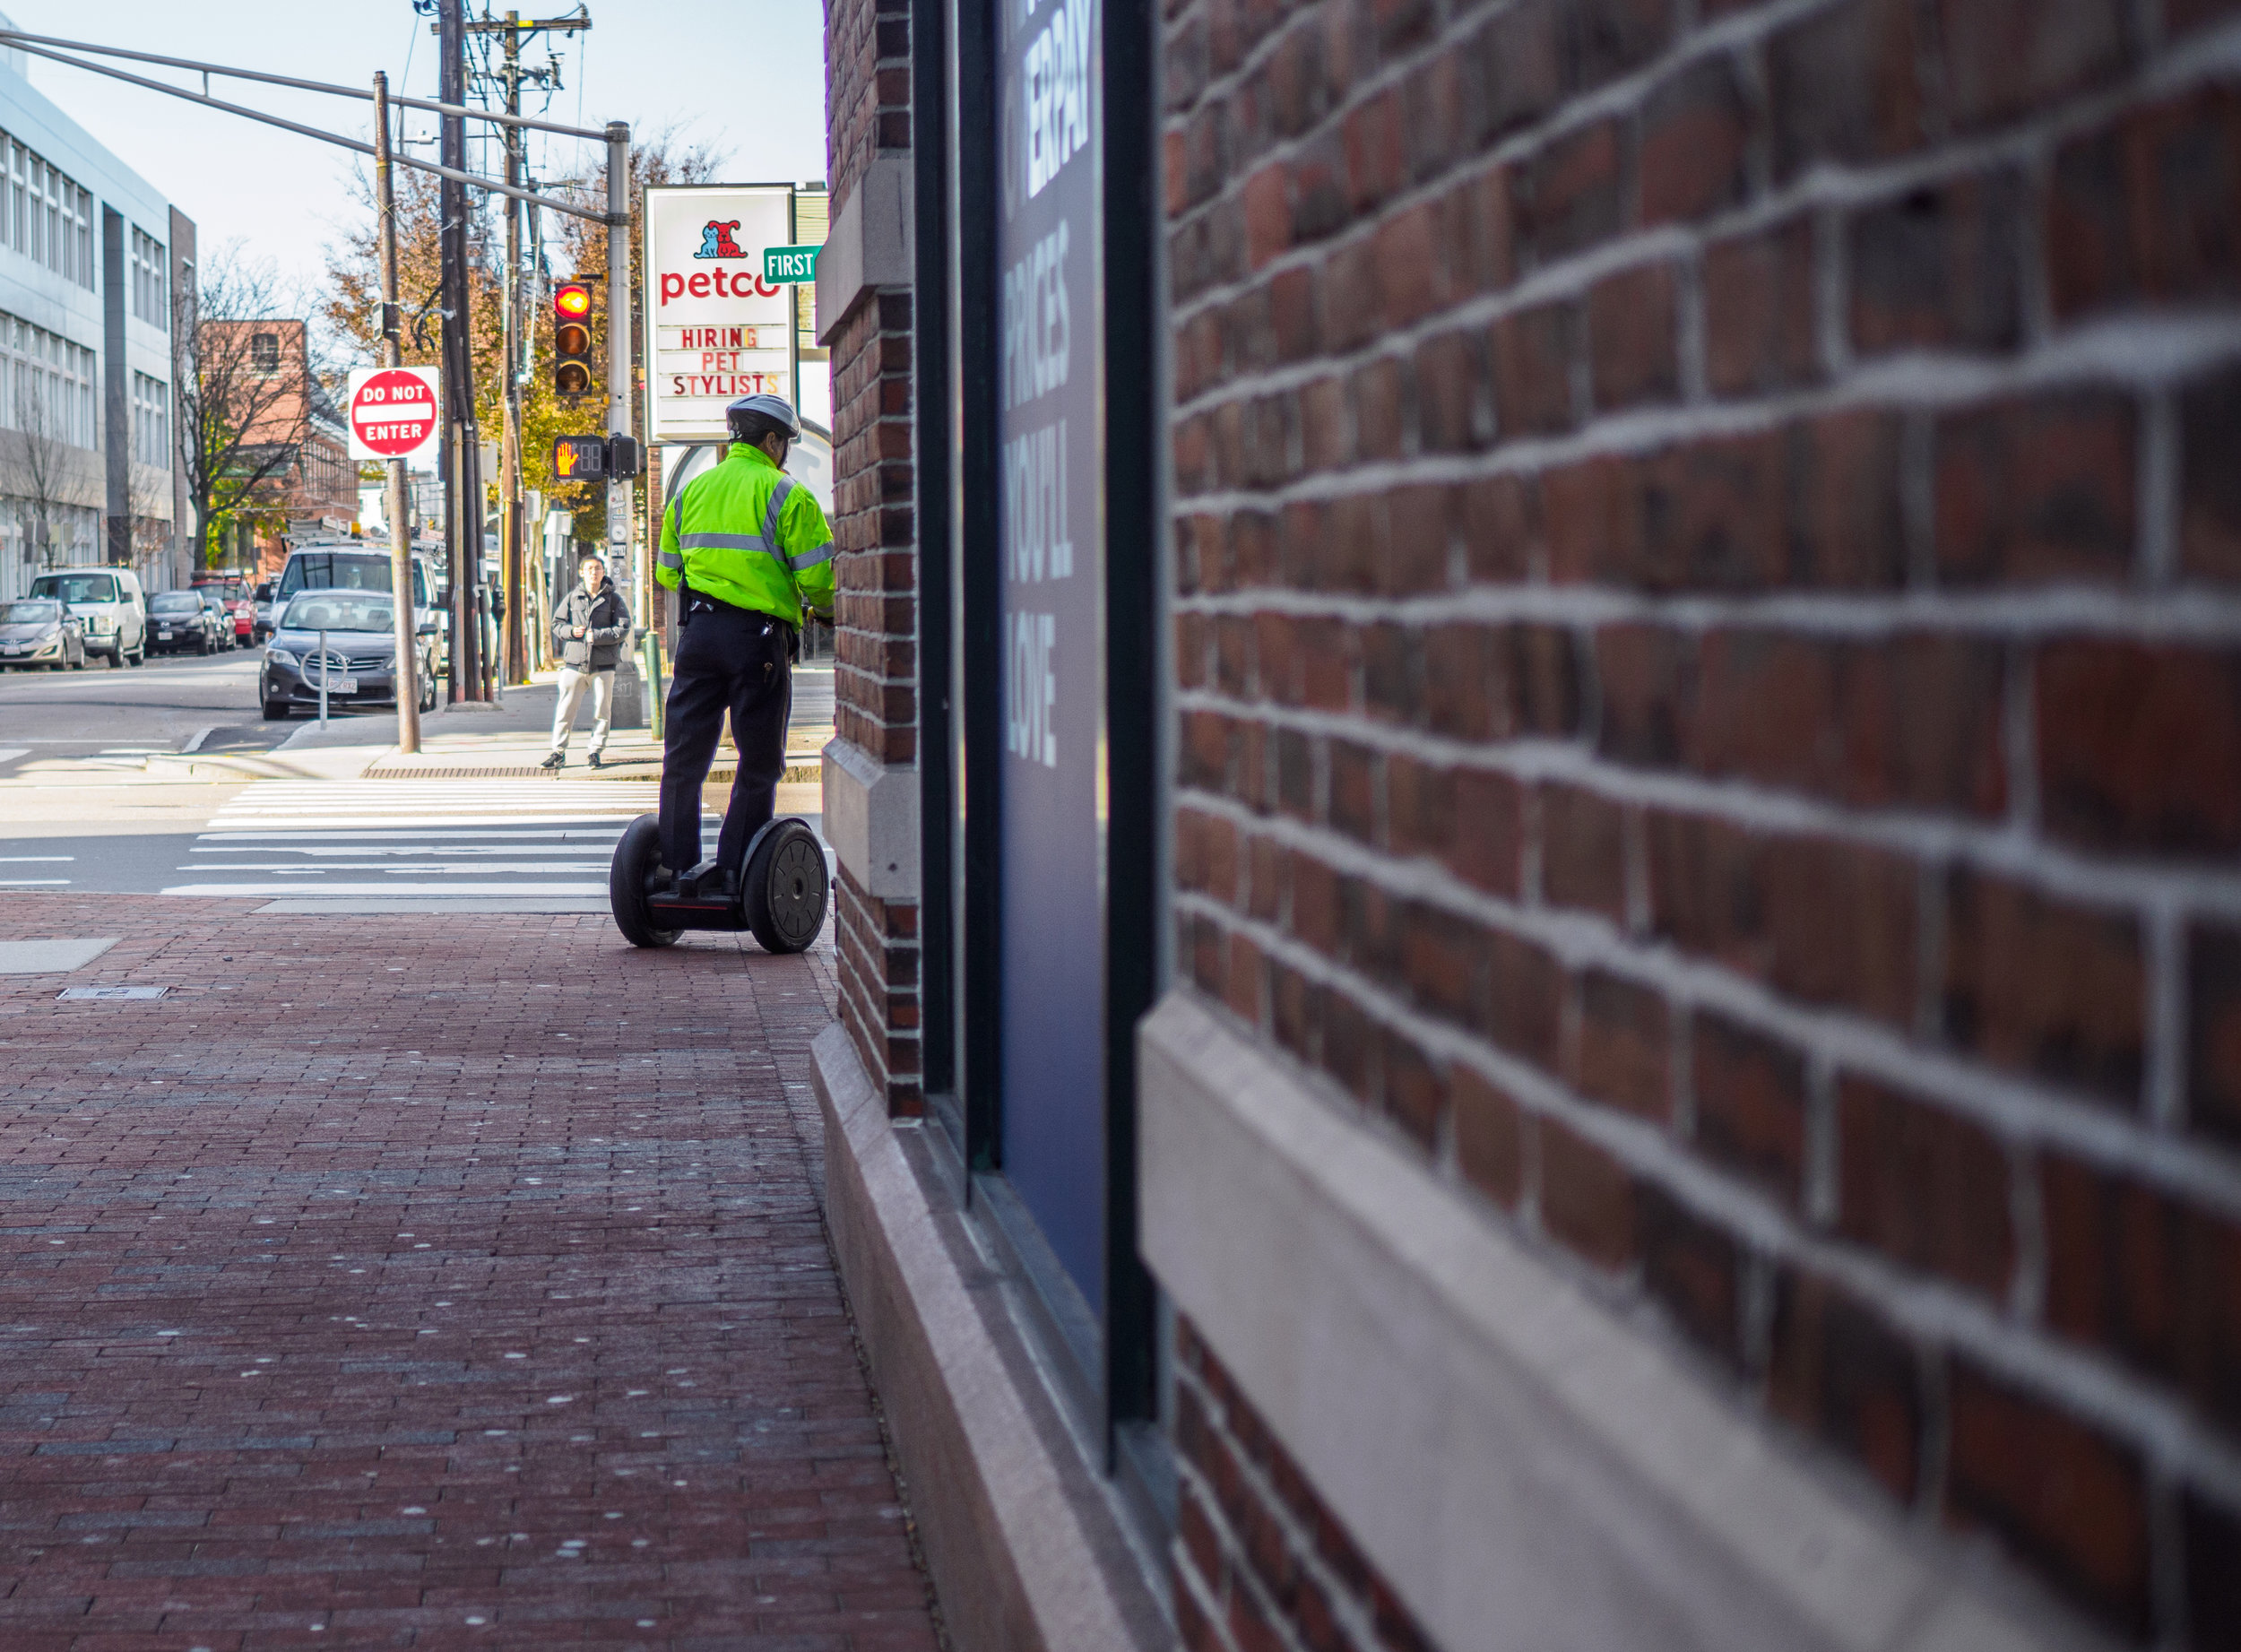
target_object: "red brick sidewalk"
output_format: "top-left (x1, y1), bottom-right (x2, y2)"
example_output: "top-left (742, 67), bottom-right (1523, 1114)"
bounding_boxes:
top-left (0, 895), bottom-right (941, 1651)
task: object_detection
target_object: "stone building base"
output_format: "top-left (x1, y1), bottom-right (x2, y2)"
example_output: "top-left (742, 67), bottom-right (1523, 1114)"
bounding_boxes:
top-left (809, 1023), bottom-right (1172, 1652)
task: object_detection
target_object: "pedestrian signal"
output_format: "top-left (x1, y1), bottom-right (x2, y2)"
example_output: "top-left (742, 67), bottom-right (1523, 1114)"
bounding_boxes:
top-left (553, 281), bottom-right (594, 399)
top-left (552, 434), bottom-right (609, 480)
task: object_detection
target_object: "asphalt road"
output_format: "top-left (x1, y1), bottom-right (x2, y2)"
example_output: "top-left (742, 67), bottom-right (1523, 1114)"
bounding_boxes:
top-left (0, 646), bottom-right (296, 893)
top-left (0, 644), bottom-right (291, 769)
top-left (0, 652), bottom-right (832, 903)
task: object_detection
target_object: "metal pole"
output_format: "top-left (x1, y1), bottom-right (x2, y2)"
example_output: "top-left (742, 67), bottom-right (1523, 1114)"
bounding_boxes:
top-left (606, 123), bottom-right (645, 696)
top-left (374, 72), bottom-right (421, 754)
top-left (0, 33), bottom-right (612, 221)
top-left (0, 28), bottom-right (610, 139)
top-left (438, 0), bottom-right (481, 701)
top-left (317, 627), bottom-right (329, 729)
top-left (529, 195), bottom-right (548, 673)
top-left (440, 422), bottom-right (457, 703)
top-left (500, 12), bottom-right (526, 686)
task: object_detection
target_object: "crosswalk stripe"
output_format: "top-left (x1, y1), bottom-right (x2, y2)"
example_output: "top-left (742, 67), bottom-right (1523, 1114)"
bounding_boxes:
top-left (197, 829), bottom-right (626, 842)
top-left (162, 776), bottom-right (685, 903)
top-left (163, 882), bottom-right (607, 896)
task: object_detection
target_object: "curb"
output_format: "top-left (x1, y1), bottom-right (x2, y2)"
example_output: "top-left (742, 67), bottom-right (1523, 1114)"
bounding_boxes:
top-left (362, 757), bottom-right (824, 783)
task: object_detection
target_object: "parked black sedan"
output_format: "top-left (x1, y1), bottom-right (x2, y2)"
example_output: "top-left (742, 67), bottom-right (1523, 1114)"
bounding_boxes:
top-left (261, 592), bottom-right (438, 720)
top-left (146, 590), bottom-right (228, 654)
top-left (0, 598), bottom-right (87, 670)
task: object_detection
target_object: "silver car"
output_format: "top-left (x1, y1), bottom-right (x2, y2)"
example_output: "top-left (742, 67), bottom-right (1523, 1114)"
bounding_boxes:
top-left (0, 598), bottom-right (88, 670)
top-left (262, 591), bottom-right (438, 720)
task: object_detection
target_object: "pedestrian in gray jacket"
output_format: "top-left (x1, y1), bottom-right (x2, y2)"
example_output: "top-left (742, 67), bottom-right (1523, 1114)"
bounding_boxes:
top-left (544, 555), bottom-right (630, 768)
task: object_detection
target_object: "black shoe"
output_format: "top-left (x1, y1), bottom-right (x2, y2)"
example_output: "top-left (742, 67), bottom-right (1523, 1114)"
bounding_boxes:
top-left (587, 751), bottom-right (603, 769)
top-left (540, 751), bottom-right (564, 770)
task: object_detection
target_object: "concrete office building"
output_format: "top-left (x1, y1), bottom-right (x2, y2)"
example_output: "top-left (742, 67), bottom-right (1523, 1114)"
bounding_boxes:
top-left (0, 22), bottom-right (193, 601)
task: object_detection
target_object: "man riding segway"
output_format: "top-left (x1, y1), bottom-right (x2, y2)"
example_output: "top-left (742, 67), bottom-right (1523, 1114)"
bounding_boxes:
top-left (607, 393), bottom-right (834, 952)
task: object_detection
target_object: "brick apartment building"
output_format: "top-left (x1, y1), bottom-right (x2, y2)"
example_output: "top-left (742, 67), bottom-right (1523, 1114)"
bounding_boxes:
top-left (202, 317), bottom-right (354, 575)
top-left (809, 2), bottom-right (2241, 1649)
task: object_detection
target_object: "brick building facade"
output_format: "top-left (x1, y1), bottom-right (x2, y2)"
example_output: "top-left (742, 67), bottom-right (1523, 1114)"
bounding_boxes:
top-left (811, 1), bottom-right (2241, 1648)
top-left (820, 0), bottom-right (925, 1118)
top-left (203, 319), bottom-right (355, 575)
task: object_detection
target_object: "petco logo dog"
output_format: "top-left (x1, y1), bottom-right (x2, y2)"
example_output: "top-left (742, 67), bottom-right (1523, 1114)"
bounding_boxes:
top-left (661, 220), bottom-right (782, 304)
top-left (696, 220), bottom-right (747, 259)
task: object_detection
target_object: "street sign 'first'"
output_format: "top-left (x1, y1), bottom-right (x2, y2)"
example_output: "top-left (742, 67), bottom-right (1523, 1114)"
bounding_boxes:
top-left (763, 245), bottom-right (819, 283)
top-left (347, 366), bottom-right (441, 463)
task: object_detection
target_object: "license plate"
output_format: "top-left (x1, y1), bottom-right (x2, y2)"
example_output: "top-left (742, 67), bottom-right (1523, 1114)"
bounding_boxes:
top-left (318, 676), bottom-right (358, 695)
top-left (2, 644), bottom-right (20, 655)
top-left (156, 628), bottom-right (173, 637)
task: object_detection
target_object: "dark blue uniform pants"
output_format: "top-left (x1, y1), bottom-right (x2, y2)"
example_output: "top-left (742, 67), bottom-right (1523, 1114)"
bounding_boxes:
top-left (657, 601), bottom-right (792, 878)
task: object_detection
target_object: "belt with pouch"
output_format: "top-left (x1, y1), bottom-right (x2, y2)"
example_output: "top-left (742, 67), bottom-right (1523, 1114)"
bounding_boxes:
top-left (677, 572), bottom-right (797, 653)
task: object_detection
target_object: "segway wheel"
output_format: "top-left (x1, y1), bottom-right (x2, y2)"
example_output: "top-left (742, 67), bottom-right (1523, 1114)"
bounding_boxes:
top-left (610, 813), bottom-right (680, 948)
top-left (742, 818), bottom-right (828, 955)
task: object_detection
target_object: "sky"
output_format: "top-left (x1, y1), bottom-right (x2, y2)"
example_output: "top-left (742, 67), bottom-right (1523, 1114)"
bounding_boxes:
top-left (0, 0), bottom-right (828, 299)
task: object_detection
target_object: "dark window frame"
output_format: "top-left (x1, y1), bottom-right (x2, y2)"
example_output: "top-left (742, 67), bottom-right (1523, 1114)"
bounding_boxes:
top-left (934, 0), bottom-right (1164, 1472)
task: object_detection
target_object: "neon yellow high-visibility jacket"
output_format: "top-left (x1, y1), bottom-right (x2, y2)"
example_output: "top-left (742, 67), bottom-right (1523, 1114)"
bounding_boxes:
top-left (656, 442), bottom-right (835, 627)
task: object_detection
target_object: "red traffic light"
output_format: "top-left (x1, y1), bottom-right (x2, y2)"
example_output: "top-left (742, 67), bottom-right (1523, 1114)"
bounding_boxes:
top-left (552, 279), bottom-right (596, 400)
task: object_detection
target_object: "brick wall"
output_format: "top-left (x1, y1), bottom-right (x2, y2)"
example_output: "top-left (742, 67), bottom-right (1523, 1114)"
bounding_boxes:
top-left (1161, 0), bottom-right (2241, 1644)
top-left (826, 0), bottom-right (922, 1115)
top-left (1172, 1317), bottom-right (1433, 1652)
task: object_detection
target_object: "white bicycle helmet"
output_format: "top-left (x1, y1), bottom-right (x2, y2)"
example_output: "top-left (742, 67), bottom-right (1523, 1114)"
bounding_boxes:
top-left (726, 394), bottom-right (801, 440)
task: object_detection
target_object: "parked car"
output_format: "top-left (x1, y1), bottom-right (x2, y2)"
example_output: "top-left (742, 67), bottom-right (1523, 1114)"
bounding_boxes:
top-left (0, 598), bottom-right (87, 670)
top-left (273, 541), bottom-right (447, 679)
top-left (262, 590), bottom-right (439, 720)
top-left (30, 567), bottom-right (144, 666)
top-left (199, 591), bottom-right (240, 650)
top-left (251, 581), bottom-right (276, 642)
top-left (192, 575), bottom-right (257, 644)
top-left (146, 590), bottom-right (227, 655)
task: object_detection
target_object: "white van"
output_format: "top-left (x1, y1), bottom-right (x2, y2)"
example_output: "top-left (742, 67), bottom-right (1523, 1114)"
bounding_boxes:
top-left (30, 566), bottom-right (146, 667)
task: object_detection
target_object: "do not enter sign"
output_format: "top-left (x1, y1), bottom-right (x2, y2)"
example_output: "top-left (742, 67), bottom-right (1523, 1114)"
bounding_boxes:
top-left (346, 366), bottom-right (442, 463)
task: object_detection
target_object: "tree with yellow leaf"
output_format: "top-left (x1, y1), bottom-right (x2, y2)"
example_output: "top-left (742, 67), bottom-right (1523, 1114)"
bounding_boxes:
top-left (320, 132), bottom-right (717, 541)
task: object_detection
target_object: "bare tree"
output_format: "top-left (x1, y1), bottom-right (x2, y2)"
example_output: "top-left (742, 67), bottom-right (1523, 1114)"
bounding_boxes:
top-left (173, 244), bottom-right (316, 570)
top-left (126, 464), bottom-right (176, 590)
top-left (9, 364), bottom-right (73, 570)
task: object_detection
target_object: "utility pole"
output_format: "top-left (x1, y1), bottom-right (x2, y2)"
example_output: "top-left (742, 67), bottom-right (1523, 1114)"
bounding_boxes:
top-left (437, 0), bottom-right (482, 702)
top-left (501, 10), bottom-right (524, 686)
top-left (374, 70), bottom-right (422, 753)
top-left (607, 119), bottom-right (635, 638)
top-left (465, 6), bottom-right (589, 688)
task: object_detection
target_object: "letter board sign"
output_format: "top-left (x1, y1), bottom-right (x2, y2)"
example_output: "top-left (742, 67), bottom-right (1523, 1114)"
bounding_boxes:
top-left (641, 185), bottom-right (799, 445)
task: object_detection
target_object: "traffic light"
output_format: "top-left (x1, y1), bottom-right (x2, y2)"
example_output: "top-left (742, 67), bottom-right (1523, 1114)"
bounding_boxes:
top-left (552, 280), bottom-right (593, 399)
top-left (552, 434), bottom-right (608, 480)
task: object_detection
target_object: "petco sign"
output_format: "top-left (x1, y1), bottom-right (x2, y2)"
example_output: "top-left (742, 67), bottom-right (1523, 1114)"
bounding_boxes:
top-left (642, 185), bottom-right (798, 444)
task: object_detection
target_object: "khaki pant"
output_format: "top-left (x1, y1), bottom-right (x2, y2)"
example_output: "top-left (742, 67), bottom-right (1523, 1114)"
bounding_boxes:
top-left (550, 665), bottom-right (614, 756)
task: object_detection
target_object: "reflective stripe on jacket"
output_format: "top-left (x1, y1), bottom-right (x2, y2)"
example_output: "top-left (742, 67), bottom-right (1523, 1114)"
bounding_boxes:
top-left (654, 443), bottom-right (834, 627)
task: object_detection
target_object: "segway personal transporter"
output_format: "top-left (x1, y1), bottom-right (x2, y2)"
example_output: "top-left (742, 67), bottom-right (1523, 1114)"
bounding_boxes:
top-left (608, 813), bottom-right (829, 953)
